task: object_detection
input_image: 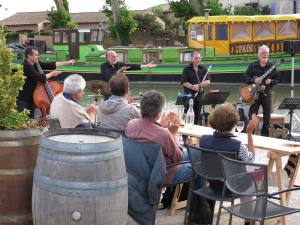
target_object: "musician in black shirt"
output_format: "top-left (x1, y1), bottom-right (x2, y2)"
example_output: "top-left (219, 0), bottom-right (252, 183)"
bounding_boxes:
top-left (244, 45), bottom-right (279, 137)
top-left (17, 47), bottom-right (75, 118)
top-left (181, 52), bottom-right (211, 125)
top-left (100, 50), bottom-right (157, 82)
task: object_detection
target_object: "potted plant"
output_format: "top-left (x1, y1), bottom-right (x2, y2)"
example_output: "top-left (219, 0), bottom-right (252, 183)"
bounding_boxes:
top-left (0, 25), bottom-right (41, 225)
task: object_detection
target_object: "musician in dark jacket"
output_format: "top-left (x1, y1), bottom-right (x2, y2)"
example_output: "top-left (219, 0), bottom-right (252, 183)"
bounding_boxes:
top-left (181, 52), bottom-right (211, 125)
top-left (244, 45), bottom-right (279, 137)
top-left (17, 47), bottom-right (75, 118)
top-left (100, 50), bottom-right (157, 82)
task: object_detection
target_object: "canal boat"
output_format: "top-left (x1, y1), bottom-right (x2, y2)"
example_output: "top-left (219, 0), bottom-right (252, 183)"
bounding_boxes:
top-left (13, 14), bottom-right (300, 83)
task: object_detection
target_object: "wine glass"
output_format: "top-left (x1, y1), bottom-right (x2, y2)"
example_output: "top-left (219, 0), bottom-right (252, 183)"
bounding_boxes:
top-left (236, 121), bottom-right (245, 137)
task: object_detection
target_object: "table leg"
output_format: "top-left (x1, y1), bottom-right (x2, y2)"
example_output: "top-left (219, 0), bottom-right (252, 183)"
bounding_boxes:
top-left (287, 154), bottom-right (300, 202)
top-left (275, 157), bottom-right (287, 225)
top-left (267, 153), bottom-right (275, 176)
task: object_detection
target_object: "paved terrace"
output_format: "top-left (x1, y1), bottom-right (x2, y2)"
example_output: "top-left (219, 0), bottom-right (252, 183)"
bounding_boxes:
top-left (127, 150), bottom-right (300, 225)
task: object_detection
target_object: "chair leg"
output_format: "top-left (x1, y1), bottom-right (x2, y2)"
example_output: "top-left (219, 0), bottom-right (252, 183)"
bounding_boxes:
top-left (169, 183), bottom-right (187, 216)
top-left (183, 189), bottom-right (193, 225)
top-left (259, 221), bottom-right (264, 225)
top-left (215, 200), bottom-right (223, 225)
top-left (229, 199), bottom-right (234, 225)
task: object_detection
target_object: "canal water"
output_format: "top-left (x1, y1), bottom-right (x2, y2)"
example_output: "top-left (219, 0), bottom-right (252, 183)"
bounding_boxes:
top-left (83, 83), bottom-right (300, 130)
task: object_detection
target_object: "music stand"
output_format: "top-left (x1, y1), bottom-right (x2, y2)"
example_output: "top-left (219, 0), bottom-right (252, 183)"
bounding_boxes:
top-left (278, 97), bottom-right (300, 140)
top-left (199, 91), bottom-right (230, 125)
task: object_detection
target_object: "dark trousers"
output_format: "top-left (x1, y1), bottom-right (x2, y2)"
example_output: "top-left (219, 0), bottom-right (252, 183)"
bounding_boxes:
top-left (16, 99), bottom-right (34, 118)
top-left (248, 91), bottom-right (272, 137)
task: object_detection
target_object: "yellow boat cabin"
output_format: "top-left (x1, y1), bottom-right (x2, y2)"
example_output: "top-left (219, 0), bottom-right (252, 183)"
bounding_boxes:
top-left (187, 14), bottom-right (300, 56)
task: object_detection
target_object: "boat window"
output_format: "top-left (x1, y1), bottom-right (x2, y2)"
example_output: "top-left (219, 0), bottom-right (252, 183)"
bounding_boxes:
top-left (116, 52), bottom-right (127, 63)
top-left (206, 24), bottom-right (213, 40)
top-left (190, 24), bottom-right (203, 41)
top-left (277, 21), bottom-right (297, 37)
top-left (232, 23), bottom-right (251, 40)
top-left (79, 32), bottom-right (89, 43)
top-left (91, 30), bottom-right (98, 42)
top-left (54, 31), bottom-right (61, 44)
top-left (253, 22), bottom-right (275, 39)
top-left (142, 51), bottom-right (161, 63)
top-left (71, 33), bottom-right (76, 43)
top-left (215, 23), bottom-right (228, 40)
top-left (180, 52), bottom-right (192, 63)
top-left (62, 32), bottom-right (68, 43)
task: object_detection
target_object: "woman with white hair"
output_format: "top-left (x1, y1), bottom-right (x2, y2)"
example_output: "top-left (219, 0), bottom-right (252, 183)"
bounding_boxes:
top-left (50, 74), bottom-right (97, 128)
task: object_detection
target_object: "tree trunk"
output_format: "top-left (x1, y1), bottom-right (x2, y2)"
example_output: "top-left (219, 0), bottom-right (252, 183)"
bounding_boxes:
top-left (189, 0), bottom-right (204, 15)
top-left (53, 0), bottom-right (64, 10)
top-left (111, 0), bottom-right (121, 23)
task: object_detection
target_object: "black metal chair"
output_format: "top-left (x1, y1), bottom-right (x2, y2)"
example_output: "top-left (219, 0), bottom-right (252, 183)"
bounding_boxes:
top-left (218, 155), bottom-right (300, 225)
top-left (184, 145), bottom-right (238, 225)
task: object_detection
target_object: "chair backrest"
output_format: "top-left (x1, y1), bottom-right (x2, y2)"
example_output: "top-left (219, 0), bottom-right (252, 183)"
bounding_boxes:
top-left (187, 145), bottom-right (237, 181)
top-left (122, 136), bottom-right (167, 225)
top-left (220, 154), bottom-right (268, 196)
top-left (47, 117), bottom-right (61, 130)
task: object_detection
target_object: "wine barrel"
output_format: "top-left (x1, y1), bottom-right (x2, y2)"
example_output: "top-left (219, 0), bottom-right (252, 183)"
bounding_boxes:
top-left (32, 129), bottom-right (128, 225)
top-left (0, 129), bottom-right (41, 225)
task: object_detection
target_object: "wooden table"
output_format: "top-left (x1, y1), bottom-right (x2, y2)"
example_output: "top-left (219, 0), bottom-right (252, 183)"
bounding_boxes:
top-left (179, 125), bottom-right (300, 225)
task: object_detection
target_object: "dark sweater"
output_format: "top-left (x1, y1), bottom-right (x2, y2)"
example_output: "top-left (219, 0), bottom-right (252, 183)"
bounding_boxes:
top-left (17, 60), bottom-right (56, 102)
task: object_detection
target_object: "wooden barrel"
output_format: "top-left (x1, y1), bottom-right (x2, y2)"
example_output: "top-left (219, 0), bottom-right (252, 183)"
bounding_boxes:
top-left (0, 129), bottom-right (41, 225)
top-left (32, 129), bottom-right (128, 225)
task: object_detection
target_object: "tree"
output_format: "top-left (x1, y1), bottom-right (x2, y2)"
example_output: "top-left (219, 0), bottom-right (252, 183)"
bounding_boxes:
top-left (134, 14), bottom-right (163, 32)
top-left (48, 0), bottom-right (76, 29)
top-left (206, 0), bottom-right (226, 15)
top-left (103, 0), bottom-right (137, 45)
top-left (0, 26), bottom-right (34, 129)
top-left (233, 4), bottom-right (270, 15)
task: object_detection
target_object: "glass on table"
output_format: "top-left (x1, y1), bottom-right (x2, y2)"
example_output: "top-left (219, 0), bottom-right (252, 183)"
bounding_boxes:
top-left (236, 121), bottom-right (245, 137)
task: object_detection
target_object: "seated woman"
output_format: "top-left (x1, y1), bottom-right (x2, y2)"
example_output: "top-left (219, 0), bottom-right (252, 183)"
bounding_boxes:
top-left (201, 102), bottom-right (258, 162)
top-left (200, 102), bottom-right (258, 225)
top-left (50, 74), bottom-right (97, 128)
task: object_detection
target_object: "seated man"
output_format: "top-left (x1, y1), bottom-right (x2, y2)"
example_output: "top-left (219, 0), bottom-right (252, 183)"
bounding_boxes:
top-left (96, 74), bottom-right (140, 131)
top-left (50, 74), bottom-right (97, 128)
top-left (125, 90), bottom-right (192, 185)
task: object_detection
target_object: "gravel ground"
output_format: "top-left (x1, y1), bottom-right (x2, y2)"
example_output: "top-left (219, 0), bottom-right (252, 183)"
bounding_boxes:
top-left (127, 149), bottom-right (300, 225)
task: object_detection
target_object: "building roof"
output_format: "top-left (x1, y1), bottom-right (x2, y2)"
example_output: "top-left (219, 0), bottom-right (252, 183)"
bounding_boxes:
top-left (0, 11), bottom-right (49, 25)
top-left (0, 11), bottom-right (108, 26)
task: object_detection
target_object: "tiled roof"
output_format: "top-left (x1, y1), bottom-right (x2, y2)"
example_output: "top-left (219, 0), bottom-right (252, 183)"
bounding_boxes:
top-left (0, 11), bottom-right (108, 26)
top-left (0, 11), bottom-right (49, 25)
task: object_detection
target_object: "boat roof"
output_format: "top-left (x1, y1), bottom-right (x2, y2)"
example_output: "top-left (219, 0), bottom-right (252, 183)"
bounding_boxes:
top-left (187, 14), bottom-right (300, 23)
top-left (108, 46), bottom-right (189, 50)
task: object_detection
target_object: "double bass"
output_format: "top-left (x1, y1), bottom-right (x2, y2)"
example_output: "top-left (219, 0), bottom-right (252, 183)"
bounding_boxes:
top-left (33, 62), bottom-right (63, 125)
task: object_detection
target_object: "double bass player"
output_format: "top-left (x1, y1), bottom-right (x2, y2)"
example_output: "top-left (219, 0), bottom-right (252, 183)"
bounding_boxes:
top-left (17, 47), bottom-right (75, 118)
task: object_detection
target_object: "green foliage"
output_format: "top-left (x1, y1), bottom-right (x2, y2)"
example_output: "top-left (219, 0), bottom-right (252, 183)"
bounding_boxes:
top-left (232, 4), bottom-right (270, 15)
top-left (4, 32), bottom-right (19, 43)
top-left (103, 0), bottom-right (137, 46)
top-left (0, 25), bottom-right (35, 130)
top-left (169, 0), bottom-right (197, 20)
top-left (152, 5), bottom-right (177, 30)
top-left (133, 14), bottom-right (163, 32)
top-left (47, 8), bottom-right (77, 29)
top-left (206, 0), bottom-right (226, 15)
